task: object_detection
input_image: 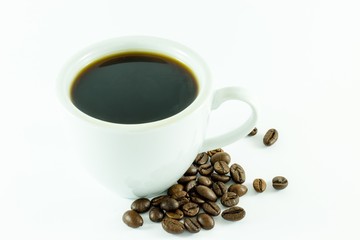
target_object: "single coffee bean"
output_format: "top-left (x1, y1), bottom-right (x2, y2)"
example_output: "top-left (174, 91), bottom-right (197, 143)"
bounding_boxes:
top-left (210, 173), bottom-right (230, 183)
top-left (221, 192), bottom-right (239, 207)
top-left (210, 152), bottom-right (231, 165)
top-left (171, 191), bottom-right (188, 201)
top-left (182, 202), bottom-right (200, 217)
top-left (272, 176), bottom-right (288, 190)
top-left (162, 217), bottom-right (185, 234)
top-left (263, 128), bottom-right (278, 146)
top-left (228, 184), bottom-right (248, 197)
top-left (221, 206), bottom-right (246, 221)
top-left (184, 217), bottom-right (201, 233)
top-left (197, 213), bottom-right (215, 230)
top-left (122, 210), bottom-right (143, 228)
top-left (151, 195), bottom-right (168, 207)
top-left (212, 181), bottom-right (227, 197)
top-left (202, 201), bottom-right (221, 216)
top-left (131, 198), bottom-right (151, 213)
top-left (197, 176), bottom-right (212, 187)
top-left (167, 184), bottom-right (184, 196)
top-left (207, 148), bottom-right (224, 157)
top-left (177, 197), bottom-right (190, 206)
top-left (253, 178), bottom-right (267, 192)
top-left (166, 209), bottom-right (184, 220)
top-left (214, 161), bottom-right (230, 175)
top-left (230, 163), bottom-right (246, 184)
top-left (177, 175), bottom-right (197, 184)
top-left (149, 207), bottom-right (165, 222)
top-left (198, 163), bottom-right (213, 176)
top-left (196, 185), bottom-right (217, 202)
top-left (248, 127), bottom-right (258, 136)
top-left (185, 180), bottom-right (197, 192)
top-left (190, 195), bottom-right (206, 205)
top-left (160, 198), bottom-right (179, 211)
top-left (194, 152), bottom-right (209, 165)
top-left (184, 164), bottom-right (198, 176)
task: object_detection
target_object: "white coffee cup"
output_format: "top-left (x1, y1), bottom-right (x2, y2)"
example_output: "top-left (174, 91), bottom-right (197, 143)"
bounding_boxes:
top-left (57, 36), bottom-right (257, 198)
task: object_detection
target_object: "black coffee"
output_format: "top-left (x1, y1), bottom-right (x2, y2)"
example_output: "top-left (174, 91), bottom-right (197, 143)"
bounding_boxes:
top-left (71, 52), bottom-right (198, 124)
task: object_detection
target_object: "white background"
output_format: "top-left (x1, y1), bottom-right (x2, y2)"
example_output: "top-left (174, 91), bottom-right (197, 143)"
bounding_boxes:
top-left (1, 0), bottom-right (360, 239)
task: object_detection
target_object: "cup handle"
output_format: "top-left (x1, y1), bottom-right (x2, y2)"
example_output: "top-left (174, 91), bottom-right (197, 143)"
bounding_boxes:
top-left (200, 87), bottom-right (258, 152)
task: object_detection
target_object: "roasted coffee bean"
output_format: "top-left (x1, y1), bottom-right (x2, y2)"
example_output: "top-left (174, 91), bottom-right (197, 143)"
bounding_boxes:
top-left (210, 173), bottom-right (230, 183)
top-left (194, 152), bottom-right (209, 165)
top-left (160, 198), bottom-right (179, 211)
top-left (182, 202), bottom-right (200, 217)
top-left (151, 195), bottom-right (168, 207)
top-left (263, 128), bottom-right (278, 146)
top-left (167, 184), bottom-right (184, 196)
top-left (185, 180), bottom-right (197, 192)
top-left (222, 206), bottom-right (246, 221)
top-left (184, 217), bottom-right (201, 233)
top-left (184, 164), bottom-right (198, 176)
top-left (122, 210), bottom-right (143, 228)
top-left (272, 176), bottom-right (288, 190)
top-left (212, 181), bottom-right (227, 197)
top-left (197, 176), bottom-right (212, 187)
top-left (177, 197), bottom-right (190, 206)
top-left (196, 185), bottom-right (217, 202)
top-left (207, 148), bottom-right (224, 157)
top-left (166, 209), bottom-right (184, 220)
top-left (197, 213), bottom-right (215, 230)
top-left (190, 195), bottom-right (206, 205)
top-left (171, 191), bottom-right (188, 201)
top-left (162, 217), bottom-right (185, 234)
top-left (221, 192), bottom-right (239, 207)
top-left (177, 175), bottom-right (196, 184)
top-left (230, 163), bottom-right (246, 184)
top-left (248, 127), bottom-right (258, 136)
top-left (253, 178), bottom-right (267, 192)
top-left (198, 163), bottom-right (213, 176)
top-left (210, 152), bottom-right (231, 165)
top-left (228, 184), bottom-right (248, 197)
top-left (213, 161), bottom-right (230, 174)
top-left (202, 201), bottom-right (221, 216)
top-left (149, 207), bottom-right (165, 222)
top-left (131, 198), bottom-right (151, 213)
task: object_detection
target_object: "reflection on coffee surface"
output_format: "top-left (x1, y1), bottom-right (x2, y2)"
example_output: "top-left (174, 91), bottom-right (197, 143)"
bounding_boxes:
top-left (71, 52), bottom-right (198, 124)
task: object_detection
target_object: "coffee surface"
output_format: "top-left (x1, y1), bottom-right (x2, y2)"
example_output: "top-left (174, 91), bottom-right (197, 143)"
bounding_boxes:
top-left (71, 52), bottom-right (198, 124)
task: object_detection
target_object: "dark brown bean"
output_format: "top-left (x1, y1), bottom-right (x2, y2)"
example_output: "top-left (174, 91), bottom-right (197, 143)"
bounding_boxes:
top-left (165, 209), bottom-right (184, 220)
top-left (197, 213), bottom-right (215, 230)
top-left (253, 178), bottom-right (267, 192)
top-left (171, 191), bottom-right (188, 200)
top-left (230, 163), bottom-right (246, 184)
top-left (131, 198), bottom-right (151, 213)
top-left (272, 176), bottom-right (288, 190)
top-left (222, 206), bottom-right (246, 221)
top-left (207, 148), bottom-right (224, 157)
top-left (151, 195), bottom-right (168, 207)
top-left (212, 181), bottom-right (227, 197)
top-left (162, 217), bottom-right (185, 234)
top-left (248, 127), bottom-right (258, 136)
top-left (184, 217), bottom-right (201, 233)
top-left (184, 164), bottom-right (198, 176)
top-left (263, 128), bottom-right (278, 146)
top-left (202, 201), bottom-right (221, 216)
top-left (196, 185), bottom-right (217, 202)
top-left (213, 161), bottom-right (230, 174)
top-left (160, 198), bottom-right (179, 211)
top-left (210, 152), bottom-right (231, 165)
top-left (182, 202), bottom-right (200, 217)
top-left (221, 192), bottom-right (239, 207)
top-left (197, 176), bottom-right (212, 187)
top-left (149, 207), bottom-right (165, 222)
top-left (167, 184), bottom-right (184, 196)
top-left (177, 175), bottom-right (196, 184)
top-left (228, 184), bottom-right (248, 197)
top-left (194, 152), bottom-right (209, 165)
top-left (210, 173), bottom-right (230, 183)
top-left (190, 195), bottom-right (206, 205)
top-left (185, 180), bottom-right (197, 192)
top-left (122, 210), bottom-right (143, 228)
top-left (198, 163), bottom-right (213, 176)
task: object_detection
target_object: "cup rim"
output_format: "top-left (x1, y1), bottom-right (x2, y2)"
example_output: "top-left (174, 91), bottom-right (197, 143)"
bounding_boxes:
top-left (57, 36), bottom-right (212, 131)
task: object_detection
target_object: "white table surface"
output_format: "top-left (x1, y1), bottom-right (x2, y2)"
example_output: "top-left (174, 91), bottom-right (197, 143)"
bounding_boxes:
top-left (1, 0), bottom-right (360, 239)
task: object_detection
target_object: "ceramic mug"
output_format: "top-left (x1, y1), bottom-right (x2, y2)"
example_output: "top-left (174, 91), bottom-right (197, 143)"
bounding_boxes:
top-left (57, 36), bottom-right (257, 198)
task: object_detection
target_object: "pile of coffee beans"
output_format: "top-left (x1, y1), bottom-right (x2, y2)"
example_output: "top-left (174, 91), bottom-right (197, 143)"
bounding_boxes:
top-left (122, 128), bottom-right (288, 234)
